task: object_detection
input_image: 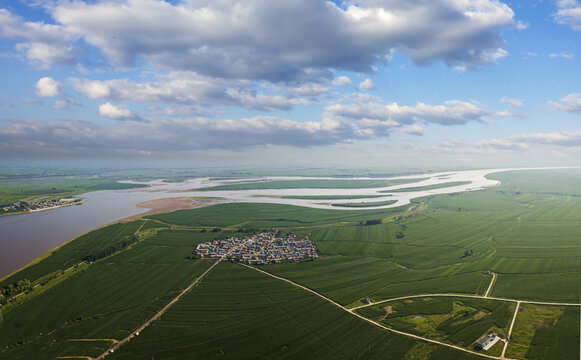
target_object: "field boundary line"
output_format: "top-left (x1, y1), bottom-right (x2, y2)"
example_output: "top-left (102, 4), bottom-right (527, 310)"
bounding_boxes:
top-left (501, 301), bottom-right (521, 358)
top-left (484, 272), bottom-right (496, 297)
top-left (95, 259), bottom-right (221, 359)
top-left (352, 293), bottom-right (581, 311)
top-left (240, 264), bottom-right (517, 360)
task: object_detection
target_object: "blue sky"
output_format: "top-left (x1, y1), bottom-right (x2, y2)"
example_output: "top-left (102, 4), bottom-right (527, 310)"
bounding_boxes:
top-left (0, 0), bottom-right (580, 168)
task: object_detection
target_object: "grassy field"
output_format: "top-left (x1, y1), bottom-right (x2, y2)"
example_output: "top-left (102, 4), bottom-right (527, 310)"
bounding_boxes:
top-left (107, 262), bottom-right (481, 360)
top-left (0, 226), bottom-right (213, 359)
top-left (283, 194), bottom-right (387, 200)
top-left (505, 304), bottom-right (580, 360)
top-left (355, 296), bottom-right (513, 350)
top-left (1, 168), bottom-right (580, 358)
top-left (331, 200), bottom-right (398, 208)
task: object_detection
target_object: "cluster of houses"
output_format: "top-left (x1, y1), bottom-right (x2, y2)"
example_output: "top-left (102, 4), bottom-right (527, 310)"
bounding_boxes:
top-left (1, 198), bottom-right (84, 214)
top-left (194, 232), bottom-right (319, 264)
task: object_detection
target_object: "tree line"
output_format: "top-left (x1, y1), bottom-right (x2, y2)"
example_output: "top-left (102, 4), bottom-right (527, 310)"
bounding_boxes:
top-left (0, 279), bottom-right (33, 305)
top-left (83, 234), bottom-right (139, 262)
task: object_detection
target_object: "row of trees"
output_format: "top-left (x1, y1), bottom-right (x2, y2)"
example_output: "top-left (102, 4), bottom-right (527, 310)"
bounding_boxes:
top-left (0, 279), bottom-right (33, 305)
top-left (84, 235), bottom-right (139, 262)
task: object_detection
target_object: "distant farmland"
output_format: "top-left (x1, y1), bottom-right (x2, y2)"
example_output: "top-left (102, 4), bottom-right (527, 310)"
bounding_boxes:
top-left (1, 169), bottom-right (580, 359)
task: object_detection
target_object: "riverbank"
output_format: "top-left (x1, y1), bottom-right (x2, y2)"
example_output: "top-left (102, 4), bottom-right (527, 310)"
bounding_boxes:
top-left (0, 198), bottom-right (86, 217)
top-left (120, 197), bottom-right (223, 222)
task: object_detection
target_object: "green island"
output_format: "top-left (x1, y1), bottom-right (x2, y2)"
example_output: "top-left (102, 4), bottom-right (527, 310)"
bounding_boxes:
top-left (380, 181), bottom-right (472, 193)
top-left (198, 177), bottom-right (426, 191)
top-left (0, 169), bottom-right (580, 359)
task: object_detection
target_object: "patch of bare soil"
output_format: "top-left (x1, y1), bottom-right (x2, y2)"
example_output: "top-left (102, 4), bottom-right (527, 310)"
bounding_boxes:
top-left (120, 197), bottom-right (218, 222)
top-left (384, 305), bottom-right (396, 315)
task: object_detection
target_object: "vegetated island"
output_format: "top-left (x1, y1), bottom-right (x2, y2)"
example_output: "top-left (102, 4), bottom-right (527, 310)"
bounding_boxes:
top-left (0, 197), bottom-right (85, 216)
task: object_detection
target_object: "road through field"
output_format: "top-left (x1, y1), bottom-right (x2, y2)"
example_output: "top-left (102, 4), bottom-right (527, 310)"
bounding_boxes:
top-left (241, 264), bottom-right (520, 360)
top-left (501, 301), bottom-right (521, 358)
top-left (95, 259), bottom-right (222, 359)
top-left (484, 272), bottom-right (496, 298)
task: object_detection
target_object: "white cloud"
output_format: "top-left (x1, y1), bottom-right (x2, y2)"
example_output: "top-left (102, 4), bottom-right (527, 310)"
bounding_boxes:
top-left (548, 93), bottom-right (581, 114)
top-left (499, 96), bottom-right (523, 108)
top-left (42, 0), bottom-right (515, 80)
top-left (0, 9), bottom-right (80, 68)
top-left (359, 78), bottom-right (374, 91)
top-left (70, 72), bottom-right (327, 112)
top-left (332, 76), bottom-right (351, 86)
top-left (516, 21), bottom-right (530, 30)
top-left (401, 125), bottom-right (424, 136)
top-left (478, 129), bottom-right (581, 149)
top-left (35, 77), bottom-right (62, 97)
top-left (554, 0), bottom-right (581, 30)
top-left (548, 52), bottom-right (575, 60)
top-left (326, 99), bottom-right (489, 126)
top-left (98, 102), bottom-right (143, 122)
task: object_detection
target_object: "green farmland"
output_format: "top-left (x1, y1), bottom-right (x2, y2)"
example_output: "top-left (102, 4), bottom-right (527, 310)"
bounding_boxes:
top-left (1, 168), bottom-right (580, 359)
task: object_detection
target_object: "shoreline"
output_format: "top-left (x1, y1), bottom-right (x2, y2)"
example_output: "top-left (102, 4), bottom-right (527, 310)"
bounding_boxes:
top-left (0, 198), bottom-right (86, 218)
top-left (0, 197), bottom-right (221, 283)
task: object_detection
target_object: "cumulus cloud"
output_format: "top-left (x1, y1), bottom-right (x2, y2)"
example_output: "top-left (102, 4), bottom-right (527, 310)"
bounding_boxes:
top-left (98, 102), bottom-right (144, 122)
top-left (548, 93), bottom-right (581, 114)
top-left (70, 72), bottom-right (325, 112)
top-left (359, 78), bottom-right (374, 91)
top-left (499, 96), bottom-right (523, 108)
top-left (35, 77), bottom-right (62, 97)
top-left (401, 125), bottom-right (424, 135)
top-left (0, 9), bottom-right (80, 68)
top-left (326, 99), bottom-right (489, 126)
top-left (332, 76), bottom-right (351, 86)
top-left (0, 115), bottom-right (373, 157)
top-left (39, 0), bottom-right (515, 80)
top-left (554, 0), bottom-right (581, 30)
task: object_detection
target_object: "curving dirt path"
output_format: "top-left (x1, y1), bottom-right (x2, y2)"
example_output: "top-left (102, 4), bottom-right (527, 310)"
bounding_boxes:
top-left (240, 264), bottom-right (520, 360)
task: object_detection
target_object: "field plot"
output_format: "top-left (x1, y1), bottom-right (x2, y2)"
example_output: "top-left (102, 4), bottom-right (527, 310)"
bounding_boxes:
top-left (355, 297), bottom-right (513, 355)
top-left (148, 202), bottom-right (403, 228)
top-left (108, 262), bottom-right (480, 360)
top-left (505, 304), bottom-right (580, 360)
top-left (0, 225), bottom-right (212, 360)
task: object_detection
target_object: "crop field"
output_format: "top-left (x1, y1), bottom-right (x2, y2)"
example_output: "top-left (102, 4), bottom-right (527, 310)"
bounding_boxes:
top-left (107, 262), bottom-right (480, 360)
top-left (355, 296), bottom-right (513, 353)
top-left (505, 304), bottom-right (580, 359)
top-left (0, 225), bottom-right (212, 360)
top-left (148, 202), bottom-right (405, 228)
top-left (1, 169), bottom-right (580, 359)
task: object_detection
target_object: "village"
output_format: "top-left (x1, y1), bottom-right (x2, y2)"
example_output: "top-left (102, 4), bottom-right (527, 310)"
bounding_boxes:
top-left (194, 232), bottom-right (319, 265)
top-left (1, 197), bottom-right (84, 215)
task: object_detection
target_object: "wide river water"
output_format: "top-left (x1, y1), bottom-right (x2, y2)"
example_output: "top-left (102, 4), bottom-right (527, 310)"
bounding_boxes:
top-left (0, 167), bottom-right (567, 278)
